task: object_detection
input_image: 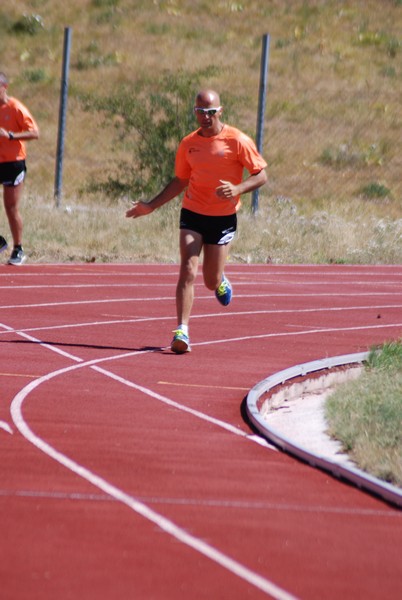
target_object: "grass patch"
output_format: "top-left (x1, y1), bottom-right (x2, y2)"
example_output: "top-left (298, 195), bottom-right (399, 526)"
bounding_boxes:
top-left (0, 0), bottom-right (400, 261)
top-left (358, 181), bottom-right (391, 199)
top-left (325, 340), bottom-right (402, 487)
top-left (0, 0), bottom-right (400, 212)
top-left (20, 192), bottom-right (402, 265)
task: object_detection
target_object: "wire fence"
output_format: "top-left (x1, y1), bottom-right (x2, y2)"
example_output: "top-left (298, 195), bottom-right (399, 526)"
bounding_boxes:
top-left (24, 31), bottom-right (401, 213)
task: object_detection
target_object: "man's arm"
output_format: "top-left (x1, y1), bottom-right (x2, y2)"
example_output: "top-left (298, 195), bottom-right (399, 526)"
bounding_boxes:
top-left (215, 169), bottom-right (267, 200)
top-left (126, 176), bottom-right (189, 219)
top-left (0, 127), bottom-right (39, 141)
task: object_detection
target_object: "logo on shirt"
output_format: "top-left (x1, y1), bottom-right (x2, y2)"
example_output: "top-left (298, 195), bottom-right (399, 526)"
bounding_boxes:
top-left (188, 147), bottom-right (200, 153)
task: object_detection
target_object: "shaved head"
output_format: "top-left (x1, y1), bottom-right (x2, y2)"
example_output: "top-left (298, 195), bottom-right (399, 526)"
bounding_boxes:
top-left (195, 89), bottom-right (220, 107)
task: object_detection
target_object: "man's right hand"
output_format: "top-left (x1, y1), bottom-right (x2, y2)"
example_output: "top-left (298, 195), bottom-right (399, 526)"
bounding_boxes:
top-left (126, 201), bottom-right (153, 219)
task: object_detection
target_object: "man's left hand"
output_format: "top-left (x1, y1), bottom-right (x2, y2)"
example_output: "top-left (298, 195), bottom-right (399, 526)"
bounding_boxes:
top-left (216, 180), bottom-right (238, 199)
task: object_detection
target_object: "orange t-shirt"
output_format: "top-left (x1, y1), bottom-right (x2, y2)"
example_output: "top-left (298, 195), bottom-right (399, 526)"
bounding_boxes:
top-left (0, 97), bottom-right (38, 162)
top-left (175, 124), bottom-right (267, 216)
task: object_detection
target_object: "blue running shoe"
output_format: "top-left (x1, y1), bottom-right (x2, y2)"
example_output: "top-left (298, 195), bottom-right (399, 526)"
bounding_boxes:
top-left (0, 235), bottom-right (8, 254)
top-left (215, 274), bottom-right (232, 306)
top-left (171, 329), bottom-right (191, 354)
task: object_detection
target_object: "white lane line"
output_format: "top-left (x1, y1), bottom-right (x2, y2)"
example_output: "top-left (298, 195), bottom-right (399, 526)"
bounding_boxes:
top-left (0, 489), bottom-right (113, 501)
top-left (0, 269), bottom-right (179, 278)
top-left (1, 488), bottom-right (400, 517)
top-left (188, 322), bottom-right (402, 350)
top-left (2, 317), bottom-right (402, 345)
top-left (1, 295), bottom-right (402, 312)
top-left (0, 263), bottom-right (402, 283)
top-left (0, 296), bottom-right (172, 309)
top-left (1, 281), bottom-right (402, 294)
top-left (158, 380), bottom-right (250, 391)
top-left (10, 357), bottom-right (295, 600)
top-left (0, 315), bottom-right (173, 336)
top-left (92, 365), bottom-right (269, 442)
top-left (0, 321), bottom-right (84, 362)
top-left (1, 304), bottom-right (401, 336)
top-left (1, 320), bottom-right (266, 444)
top-left (3, 319), bottom-right (271, 446)
top-left (0, 421), bottom-right (13, 434)
top-left (0, 283), bottom-right (174, 290)
top-left (0, 372), bottom-right (39, 379)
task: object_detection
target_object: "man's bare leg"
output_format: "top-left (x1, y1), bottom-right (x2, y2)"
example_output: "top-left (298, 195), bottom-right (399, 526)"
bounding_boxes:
top-left (171, 229), bottom-right (203, 353)
top-left (4, 183), bottom-right (24, 247)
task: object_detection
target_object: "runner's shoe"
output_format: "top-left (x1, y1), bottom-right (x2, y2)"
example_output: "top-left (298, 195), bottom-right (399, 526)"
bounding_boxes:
top-left (0, 235), bottom-right (8, 254)
top-left (215, 274), bottom-right (232, 306)
top-left (8, 247), bottom-right (26, 266)
top-left (171, 329), bottom-right (191, 354)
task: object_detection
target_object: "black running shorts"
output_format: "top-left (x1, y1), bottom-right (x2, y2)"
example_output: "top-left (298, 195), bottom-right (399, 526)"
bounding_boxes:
top-left (179, 208), bottom-right (237, 245)
top-left (0, 160), bottom-right (27, 187)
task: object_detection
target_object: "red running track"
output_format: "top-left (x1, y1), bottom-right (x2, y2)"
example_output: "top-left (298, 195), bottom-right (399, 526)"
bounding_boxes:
top-left (0, 263), bottom-right (401, 600)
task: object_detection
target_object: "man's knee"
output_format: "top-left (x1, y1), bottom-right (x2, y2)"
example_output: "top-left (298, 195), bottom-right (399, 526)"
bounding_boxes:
top-left (178, 261), bottom-right (198, 285)
top-left (203, 273), bottom-right (221, 291)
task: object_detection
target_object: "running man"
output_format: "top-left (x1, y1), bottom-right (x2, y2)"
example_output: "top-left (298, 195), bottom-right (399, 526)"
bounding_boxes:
top-left (0, 72), bottom-right (39, 265)
top-left (126, 89), bottom-right (267, 353)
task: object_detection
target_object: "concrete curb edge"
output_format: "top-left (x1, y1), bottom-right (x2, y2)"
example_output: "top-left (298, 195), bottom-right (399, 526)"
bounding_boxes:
top-left (246, 352), bottom-right (402, 509)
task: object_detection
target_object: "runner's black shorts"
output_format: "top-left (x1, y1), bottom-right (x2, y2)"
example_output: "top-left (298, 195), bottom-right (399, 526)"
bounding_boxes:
top-left (179, 208), bottom-right (237, 245)
top-left (0, 160), bottom-right (27, 187)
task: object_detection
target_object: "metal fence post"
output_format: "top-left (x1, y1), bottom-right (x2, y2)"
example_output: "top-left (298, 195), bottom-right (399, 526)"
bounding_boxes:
top-left (252, 33), bottom-right (270, 214)
top-left (54, 26), bottom-right (72, 207)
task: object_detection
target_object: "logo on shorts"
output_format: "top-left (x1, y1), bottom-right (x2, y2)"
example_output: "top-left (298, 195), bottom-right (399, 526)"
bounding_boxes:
top-left (218, 231), bottom-right (235, 245)
top-left (14, 171), bottom-right (26, 186)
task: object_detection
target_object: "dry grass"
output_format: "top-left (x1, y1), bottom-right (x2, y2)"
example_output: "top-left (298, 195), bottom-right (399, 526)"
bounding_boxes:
top-left (21, 191), bottom-right (402, 264)
top-left (325, 340), bottom-right (402, 488)
top-left (1, 0), bottom-right (401, 262)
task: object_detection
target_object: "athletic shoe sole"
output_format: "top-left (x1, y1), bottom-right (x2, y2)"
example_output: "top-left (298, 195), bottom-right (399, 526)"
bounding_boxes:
top-left (171, 337), bottom-right (191, 354)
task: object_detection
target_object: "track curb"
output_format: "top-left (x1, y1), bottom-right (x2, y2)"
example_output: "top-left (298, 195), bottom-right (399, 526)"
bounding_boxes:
top-left (246, 352), bottom-right (402, 509)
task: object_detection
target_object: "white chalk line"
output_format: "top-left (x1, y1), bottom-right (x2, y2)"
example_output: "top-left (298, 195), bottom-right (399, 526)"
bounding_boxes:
top-left (91, 364), bottom-right (266, 441)
top-left (0, 321), bottom-right (85, 362)
top-left (1, 488), bottom-right (400, 518)
top-left (0, 264), bottom-right (400, 279)
top-left (3, 271), bottom-right (402, 597)
top-left (2, 320), bottom-right (271, 444)
top-left (3, 320), bottom-right (292, 595)
top-left (1, 303), bottom-right (401, 336)
top-left (1, 292), bottom-right (401, 311)
top-left (9, 351), bottom-right (295, 600)
top-left (0, 283), bottom-right (175, 290)
top-left (1, 280), bottom-right (402, 292)
top-left (7, 316), bottom-right (402, 597)
top-left (0, 421), bottom-right (13, 434)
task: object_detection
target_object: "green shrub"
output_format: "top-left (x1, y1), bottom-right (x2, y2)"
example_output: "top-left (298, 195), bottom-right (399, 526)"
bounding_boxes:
top-left (22, 68), bottom-right (49, 83)
top-left (91, 0), bottom-right (119, 6)
top-left (75, 42), bottom-right (121, 70)
top-left (360, 182), bottom-right (391, 199)
top-left (320, 142), bottom-right (388, 170)
top-left (81, 66), bottom-right (228, 198)
top-left (11, 14), bottom-right (44, 36)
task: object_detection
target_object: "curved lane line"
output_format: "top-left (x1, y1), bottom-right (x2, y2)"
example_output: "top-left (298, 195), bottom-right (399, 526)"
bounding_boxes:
top-left (10, 354), bottom-right (296, 600)
top-left (1, 310), bottom-right (402, 338)
top-left (1, 322), bottom-right (274, 444)
top-left (0, 421), bottom-right (13, 434)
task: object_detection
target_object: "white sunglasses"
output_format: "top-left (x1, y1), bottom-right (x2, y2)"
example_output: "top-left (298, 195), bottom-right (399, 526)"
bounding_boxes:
top-left (194, 106), bottom-right (221, 116)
